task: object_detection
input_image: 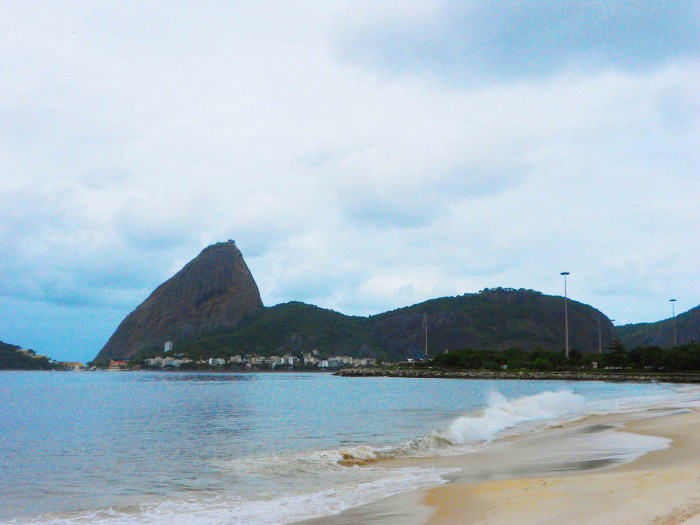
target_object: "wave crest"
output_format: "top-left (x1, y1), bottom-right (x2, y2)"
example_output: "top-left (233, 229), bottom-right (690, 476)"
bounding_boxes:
top-left (445, 390), bottom-right (586, 444)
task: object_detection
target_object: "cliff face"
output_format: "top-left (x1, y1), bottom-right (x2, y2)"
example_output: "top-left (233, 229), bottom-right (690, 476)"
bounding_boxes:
top-left (95, 241), bottom-right (263, 360)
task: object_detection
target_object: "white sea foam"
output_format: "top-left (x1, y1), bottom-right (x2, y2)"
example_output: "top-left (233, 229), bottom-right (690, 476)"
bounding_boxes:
top-left (12, 385), bottom-right (697, 525)
top-left (444, 390), bottom-right (587, 444)
top-left (14, 467), bottom-right (453, 525)
top-left (221, 387), bottom-right (690, 470)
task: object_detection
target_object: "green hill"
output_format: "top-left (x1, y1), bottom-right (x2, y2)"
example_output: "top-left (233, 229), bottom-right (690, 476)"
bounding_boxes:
top-left (0, 340), bottom-right (57, 370)
top-left (165, 288), bottom-right (614, 361)
top-left (618, 305), bottom-right (700, 348)
top-left (370, 288), bottom-right (613, 357)
top-left (175, 301), bottom-right (380, 359)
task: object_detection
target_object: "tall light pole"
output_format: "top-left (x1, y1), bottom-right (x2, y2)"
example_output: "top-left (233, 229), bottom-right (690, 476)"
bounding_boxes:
top-left (561, 272), bottom-right (570, 359)
top-left (610, 319), bottom-right (616, 343)
top-left (670, 299), bottom-right (677, 347)
top-left (424, 312), bottom-right (429, 360)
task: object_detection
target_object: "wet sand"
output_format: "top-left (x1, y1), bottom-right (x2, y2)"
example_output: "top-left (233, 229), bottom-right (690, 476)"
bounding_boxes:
top-left (299, 402), bottom-right (700, 525)
top-left (425, 406), bottom-right (700, 524)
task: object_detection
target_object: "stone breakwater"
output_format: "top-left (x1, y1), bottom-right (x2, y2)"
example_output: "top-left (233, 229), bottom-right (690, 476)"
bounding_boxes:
top-left (334, 368), bottom-right (700, 383)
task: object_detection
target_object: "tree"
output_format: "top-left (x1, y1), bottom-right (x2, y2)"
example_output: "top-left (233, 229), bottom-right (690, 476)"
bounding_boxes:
top-left (604, 340), bottom-right (628, 368)
top-left (532, 358), bottom-right (553, 371)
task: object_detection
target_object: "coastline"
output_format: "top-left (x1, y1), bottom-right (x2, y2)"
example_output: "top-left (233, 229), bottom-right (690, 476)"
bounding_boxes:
top-left (299, 389), bottom-right (700, 525)
top-left (424, 405), bottom-right (700, 525)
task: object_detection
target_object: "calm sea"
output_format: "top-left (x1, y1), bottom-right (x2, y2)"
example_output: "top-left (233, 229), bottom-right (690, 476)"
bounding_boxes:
top-left (0, 371), bottom-right (694, 524)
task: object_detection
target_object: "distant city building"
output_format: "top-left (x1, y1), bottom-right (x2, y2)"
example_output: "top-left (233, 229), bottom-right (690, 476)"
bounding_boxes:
top-left (164, 341), bottom-right (173, 353)
top-left (281, 355), bottom-right (299, 366)
top-left (145, 357), bottom-right (190, 368)
top-left (208, 358), bottom-right (226, 366)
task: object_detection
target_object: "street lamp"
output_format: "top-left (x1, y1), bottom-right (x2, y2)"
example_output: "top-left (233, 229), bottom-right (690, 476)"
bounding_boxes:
top-left (670, 299), bottom-right (677, 347)
top-left (610, 319), bottom-right (616, 343)
top-left (561, 272), bottom-right (570, 359)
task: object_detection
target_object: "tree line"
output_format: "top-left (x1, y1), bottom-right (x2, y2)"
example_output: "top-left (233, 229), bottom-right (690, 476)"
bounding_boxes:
top-left (432, 342), bottom-right (700, 372)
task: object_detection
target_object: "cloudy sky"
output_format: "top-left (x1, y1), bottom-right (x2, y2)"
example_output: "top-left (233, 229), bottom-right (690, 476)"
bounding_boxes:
top-left (1, 1), bottom-right (698, 363)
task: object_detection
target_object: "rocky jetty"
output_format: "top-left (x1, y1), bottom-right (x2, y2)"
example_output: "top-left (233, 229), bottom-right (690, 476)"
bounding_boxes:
top-left (96, 241), bottom-right (263, 360)
top-left (335, 368), bottom-right (700, 383)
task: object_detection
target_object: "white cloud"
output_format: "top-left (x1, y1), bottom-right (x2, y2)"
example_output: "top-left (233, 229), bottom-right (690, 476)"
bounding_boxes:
top-left (1, 1), bottom-right (698, 359)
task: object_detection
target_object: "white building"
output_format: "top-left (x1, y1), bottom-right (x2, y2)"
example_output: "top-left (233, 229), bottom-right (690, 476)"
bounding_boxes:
top-left (208, 358), bottom-right (226, 366)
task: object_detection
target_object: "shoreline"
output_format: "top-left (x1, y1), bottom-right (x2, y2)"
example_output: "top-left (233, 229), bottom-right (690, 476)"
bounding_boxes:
top-left (335, 368), bottom-right (700, 383)
top-left (299, 388), bottom-right (700, 525)
top-left (424, 404), bottom-right (700, 524)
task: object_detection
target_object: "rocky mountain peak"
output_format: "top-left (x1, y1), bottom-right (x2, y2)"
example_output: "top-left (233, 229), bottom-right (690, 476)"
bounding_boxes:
top-left (95, 241), bottom-right (263, 360)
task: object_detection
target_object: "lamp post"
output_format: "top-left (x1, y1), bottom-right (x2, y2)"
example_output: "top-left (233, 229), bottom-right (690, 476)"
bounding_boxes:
top-left (610, 319), bottom-right (616, 343)
top-left (561, 272), bottom-right (570, 359)
top-left (670, 299), bottom-right (677, 347)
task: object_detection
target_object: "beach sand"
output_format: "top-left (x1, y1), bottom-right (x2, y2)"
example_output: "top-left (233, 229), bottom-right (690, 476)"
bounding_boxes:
top-left (426, 406), bottom-right (700, 525)
top-left (300, 401), bottom-right (700, 525)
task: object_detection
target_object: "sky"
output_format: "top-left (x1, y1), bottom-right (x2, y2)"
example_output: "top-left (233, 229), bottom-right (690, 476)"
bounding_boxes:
top-left (1, 1), bottom-right (698, 363)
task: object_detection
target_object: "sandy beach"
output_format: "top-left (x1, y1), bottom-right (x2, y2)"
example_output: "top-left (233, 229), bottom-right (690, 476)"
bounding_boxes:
top-left (425, 405), bottom-right (700, 525)
top-left (301, 396), bottom-right (700, 525)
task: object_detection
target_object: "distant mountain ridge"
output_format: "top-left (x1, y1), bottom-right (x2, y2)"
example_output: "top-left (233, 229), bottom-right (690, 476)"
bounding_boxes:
top-left (174, 289), bottom-right (615, 361)
top-left (617, 305), bottom-right (700, 348)
top-left (94, 241), bottom-right (700, 361)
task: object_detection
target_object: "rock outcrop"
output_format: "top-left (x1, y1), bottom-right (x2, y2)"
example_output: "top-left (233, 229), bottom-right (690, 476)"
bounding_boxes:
top-left (95, 241), bottom-right (263, 360)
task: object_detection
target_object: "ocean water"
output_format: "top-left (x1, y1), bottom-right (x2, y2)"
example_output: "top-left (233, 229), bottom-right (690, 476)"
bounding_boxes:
top-left (0, 371), bottom-right (696, 524)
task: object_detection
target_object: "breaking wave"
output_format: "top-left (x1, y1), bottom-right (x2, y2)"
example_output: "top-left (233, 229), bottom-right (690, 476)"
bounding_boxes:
top-left (15, 387), bottom-right (690, 525)
top-left (445, 390), bottom-right (586, 444)
top-left (16, 467), bottom-right (452, 525)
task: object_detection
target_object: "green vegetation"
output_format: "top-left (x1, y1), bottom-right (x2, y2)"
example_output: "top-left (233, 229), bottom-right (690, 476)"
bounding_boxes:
top-left (372, 287), bottom-right (608, 354)
top-left (106, 288), bottom-right (697, 367)
top-left (618, 305), bottom-right (700, 348)
top-left (431, 341), bottom-right (700, 373)
top-left (433, 347), bottom-right (566, 371)
top-left (0, 340), bottom-right (59, 370)
top-left (174, 302), bottom-right (382, 360)
top-left (130, 289), bottom-right (610, 363)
